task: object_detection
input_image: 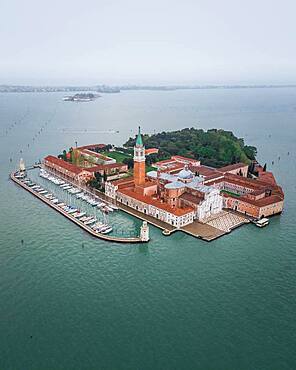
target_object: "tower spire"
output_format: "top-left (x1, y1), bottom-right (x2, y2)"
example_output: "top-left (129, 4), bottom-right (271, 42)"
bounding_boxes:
top-left (136, 125), bottom-right (143, 147)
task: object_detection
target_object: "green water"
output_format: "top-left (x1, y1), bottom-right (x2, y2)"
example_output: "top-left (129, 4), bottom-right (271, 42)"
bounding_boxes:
top-left (1, 89), bottom-right (296, 369)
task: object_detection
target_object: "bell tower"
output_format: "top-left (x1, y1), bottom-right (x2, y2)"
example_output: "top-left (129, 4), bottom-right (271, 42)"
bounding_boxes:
top-left (134, 126), bottom-right (146, 186)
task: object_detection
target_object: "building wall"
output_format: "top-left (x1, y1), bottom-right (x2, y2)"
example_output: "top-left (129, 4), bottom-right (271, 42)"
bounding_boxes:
top-left (223, 197), bottom-right (260, 218)
top-left (134, 161), bottom-right (146, 185)
top-left (226, 166), bottom-right (248, 177)
top-left (258, 201), bottom-right (284, 218)
top-left (105, 181), bottom-right (118, 199)
top-left (165, 187), bottom-right (186, 207)
top-left (197, 190), bottom-right (223, 220)
top-left (117, 192), bottom-right (194, 228)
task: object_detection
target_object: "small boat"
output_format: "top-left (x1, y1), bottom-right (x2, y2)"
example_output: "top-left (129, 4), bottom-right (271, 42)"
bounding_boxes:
top-left (74, 212), bottom-right (86, 218)
top-left (80, 216), bottom-right (89, 222)
top-left (82, 216), bottom-right (93, 223)
top-left (67, 208), bottom-right (78, 214)
top-left (101, 227), bottom-right (113, 234)
top-left (255, 218), bottom-right (269, 228)
top-left (84, 218), bottom-right (96, 225)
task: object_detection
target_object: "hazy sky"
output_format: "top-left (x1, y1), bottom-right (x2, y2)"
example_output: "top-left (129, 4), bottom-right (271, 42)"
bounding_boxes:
top-left (0, 0), bottom-right (295, 85)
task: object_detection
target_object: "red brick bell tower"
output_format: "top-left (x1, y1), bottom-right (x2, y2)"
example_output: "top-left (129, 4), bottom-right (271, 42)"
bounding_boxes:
top-left (134, 126), bottom-right (146, 186)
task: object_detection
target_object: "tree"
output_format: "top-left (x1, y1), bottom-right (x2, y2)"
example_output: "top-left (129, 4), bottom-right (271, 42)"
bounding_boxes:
top-left (87, 178), bottom-right (100, 189)
top-left (69, 147), bottom-right (74, 163)
top-left (123, 157), bottom-right (134, 169)
top-left (123, 128), bottom-right (257, 168)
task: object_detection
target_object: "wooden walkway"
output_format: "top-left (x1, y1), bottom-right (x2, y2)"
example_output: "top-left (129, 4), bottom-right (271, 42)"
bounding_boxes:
top-left (10, 173), bottom-right (147, 244)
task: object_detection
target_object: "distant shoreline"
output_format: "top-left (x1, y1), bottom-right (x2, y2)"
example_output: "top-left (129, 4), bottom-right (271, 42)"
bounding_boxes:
top-left (1, 84), bottom-right (296, 93)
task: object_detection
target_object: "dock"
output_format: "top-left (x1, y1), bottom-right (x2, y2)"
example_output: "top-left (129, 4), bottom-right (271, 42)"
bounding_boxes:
top-left (10, 173), bottom-right (147, 244)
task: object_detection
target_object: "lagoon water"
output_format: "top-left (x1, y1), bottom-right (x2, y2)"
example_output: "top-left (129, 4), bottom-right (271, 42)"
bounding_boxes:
top-left (0, 88), bottom-right (296, 370)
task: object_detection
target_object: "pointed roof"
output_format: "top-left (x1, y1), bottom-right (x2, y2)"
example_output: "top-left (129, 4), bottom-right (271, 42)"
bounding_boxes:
top-left (136, 126), bottom-right (143, 147)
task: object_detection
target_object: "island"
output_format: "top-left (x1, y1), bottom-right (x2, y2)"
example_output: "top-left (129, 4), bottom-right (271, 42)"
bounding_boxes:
top-left (62, 93), bottom-right (100, 102)
top-left (11, 127), bottom-right (284, 242)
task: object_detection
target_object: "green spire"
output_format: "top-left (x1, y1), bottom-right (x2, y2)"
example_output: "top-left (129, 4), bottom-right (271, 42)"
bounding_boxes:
top-left (136, 126), bottom-right (143, 147)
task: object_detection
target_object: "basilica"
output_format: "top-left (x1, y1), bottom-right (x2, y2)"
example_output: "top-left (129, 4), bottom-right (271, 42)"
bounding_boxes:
top-left (105, 127), bottom-right (224, 228)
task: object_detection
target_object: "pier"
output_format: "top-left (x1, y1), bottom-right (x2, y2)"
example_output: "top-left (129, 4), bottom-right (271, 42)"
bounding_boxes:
top-left (10, 172), bottom-right (148, 244)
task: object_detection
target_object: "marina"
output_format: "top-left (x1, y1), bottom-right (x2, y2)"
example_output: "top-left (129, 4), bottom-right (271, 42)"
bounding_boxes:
top-left (10, 170), bottom-right (149, 244)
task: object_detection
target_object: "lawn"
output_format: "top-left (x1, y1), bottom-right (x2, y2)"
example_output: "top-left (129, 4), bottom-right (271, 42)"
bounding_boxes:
top-left (221, 190), bottom-right (241, 197)
top-left (102, 150), bottom-right (131, 163)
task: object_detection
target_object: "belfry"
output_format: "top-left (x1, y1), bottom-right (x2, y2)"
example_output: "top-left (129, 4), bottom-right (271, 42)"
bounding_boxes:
top-left (133, 126), bottom-right (146, 186)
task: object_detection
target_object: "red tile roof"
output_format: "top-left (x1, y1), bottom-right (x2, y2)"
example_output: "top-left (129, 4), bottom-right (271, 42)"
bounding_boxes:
top-left (84, 162), bottom-right (127, 173)
top-left (44, 155), bottom-right (83, 175)
top-left (223, 192), bottom-right (283, 207)
top-left (119, 188), bottom-right (194, 216)
top-left (179, 192), bottom-right (204, 205)
top-left (145, 148), bottom-right (159, 155)
top-left (218, 163), bottom-right (248, 173)
top-left (154, 158), bottom-right (177, 166)
top-left (190, 165), bottom-right (219, 177)
top-left (112, 176), bottom-right (134, 186)
top-left (135, 181), bottom-right (157, 189)
top-left (171, 155), bottom-right (198, 163)
top-left (258, 171), bottom-right (277, 186)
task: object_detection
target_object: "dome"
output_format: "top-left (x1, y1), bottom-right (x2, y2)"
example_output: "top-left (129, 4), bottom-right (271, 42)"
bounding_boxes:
top-left (177, 165), bottom-right (193, 180)
top-left (165, 182), bottom-right (185, 190)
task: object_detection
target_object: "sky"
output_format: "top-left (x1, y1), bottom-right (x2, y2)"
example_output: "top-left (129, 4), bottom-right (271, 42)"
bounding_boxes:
top-left (0, 0), bottom-right (295, 85)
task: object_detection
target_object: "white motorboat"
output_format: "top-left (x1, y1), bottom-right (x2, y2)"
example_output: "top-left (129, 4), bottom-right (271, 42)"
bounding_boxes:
top-left (255, 218), bottom-right (269, 228)
top-left (84, 218), bottom-right (96, 225)
top-left (101, 227), bottom-right (113, 234)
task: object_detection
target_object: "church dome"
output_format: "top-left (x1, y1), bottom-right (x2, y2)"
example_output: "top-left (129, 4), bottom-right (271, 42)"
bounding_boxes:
top-left (177, 165), bottom-right (193, 180)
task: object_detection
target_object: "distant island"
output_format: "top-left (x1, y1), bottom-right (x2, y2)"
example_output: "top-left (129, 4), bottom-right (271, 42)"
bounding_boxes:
top-left (0, 85), bottom-right (120, 93)
top-left (1, 84), bottom-right (296, 93)
top-left (63, 93), bottom-right (100, 102)
top-left (123, 128), bottom-right (257, 168)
